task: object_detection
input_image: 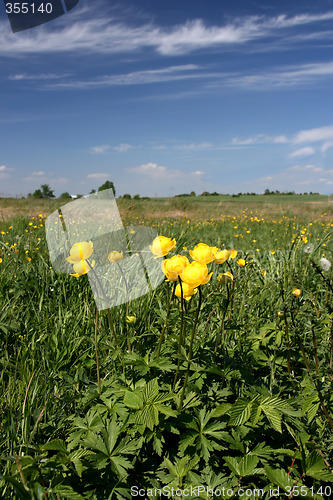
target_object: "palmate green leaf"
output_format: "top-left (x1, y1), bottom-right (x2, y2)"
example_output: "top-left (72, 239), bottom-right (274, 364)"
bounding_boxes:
top-left (212, 403), bottom-right (232, 418)
top-left (264, 466), bottom-right (295, 492)
top-left (261, 405), bottom-right (282, 433)
top-left (305, 451), bottom-right (333, 482)
top-left (229, 398), bottom-right (253, 426)
top-left (42, 439), bottom-right (67, 453)
top-left (224, 455), bottom-right (259, 477)
top-left (123, 390), bottom-right (143, 410)
top-left (52, 485), bottom-right (85, 500)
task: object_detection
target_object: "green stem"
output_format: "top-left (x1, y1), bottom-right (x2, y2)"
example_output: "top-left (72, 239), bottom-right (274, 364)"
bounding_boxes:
top-left (179, 287), bottom-right (202, 409)
top-left (86, 260), bottom-right (119, 347)
top-left (94, 309), bottom-right (101, 395)
top-left (280, 284), bottom-right (294, 385)
top-left (157, 281), bottom-right (175, 357)
top-left (173, 279), bottom-right (185, 391)
top-left (116, 261), bottom-right (131, 352)
top-left (214, 283), bottom-right (230, 356)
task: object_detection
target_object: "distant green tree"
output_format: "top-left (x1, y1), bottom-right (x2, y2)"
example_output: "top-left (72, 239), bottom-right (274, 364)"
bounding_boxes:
top-left (133, 194), bottom-right (140, 199)
top-left (41, 184), bottom-right (55, 198)
top-left (89, 189), bottom-right (96, 194)
top-left (123, 194), bottom-right (131, 199)
top-left (97, 180), bottom-right (116, 196)
top-left (32, 189), bottom-right (43, 199)
top-left (59, 192), bottom-right (71, 200)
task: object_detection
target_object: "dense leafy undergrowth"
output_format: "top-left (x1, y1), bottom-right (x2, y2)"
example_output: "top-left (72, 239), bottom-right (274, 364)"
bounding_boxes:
top-left (1, 213), bottom-right (333, 499)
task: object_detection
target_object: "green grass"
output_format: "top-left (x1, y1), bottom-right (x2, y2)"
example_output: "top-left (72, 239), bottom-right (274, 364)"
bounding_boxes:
top-left (1, 207), bottom-right (333, 499)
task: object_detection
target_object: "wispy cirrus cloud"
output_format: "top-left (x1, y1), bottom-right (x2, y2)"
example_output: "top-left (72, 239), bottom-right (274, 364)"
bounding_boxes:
top-left (90, 145), bottom-right (110, 154)
top-left (293, 125), bottom-right (333, 143)
top-left (288, 147), bottom-right (315, 158)
top-left (126, 162), bottom-right (205, 179)
top-left (86, 173), bottom-right (110, 181)
top-left (232, 134), bottom-right (288, 145)
top-left (1, 9), bottom-right (333, 57)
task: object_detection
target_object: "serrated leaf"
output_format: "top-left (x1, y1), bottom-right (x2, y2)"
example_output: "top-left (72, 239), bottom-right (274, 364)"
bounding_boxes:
top-left (123, 390), bottom-right (143, 409)
top-left (261, 405), bottom-right (282, 433)
top-left (264, 466), bottom-right (295, 491)
top-left (42, 439), bottom-right (67, 453)
top-left (229, 398), bottom-right (252, 426)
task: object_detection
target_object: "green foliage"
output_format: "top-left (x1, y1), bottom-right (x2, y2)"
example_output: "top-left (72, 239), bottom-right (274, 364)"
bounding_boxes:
top-left (97, 180), bottom-right (116, 196)
top-left (1, 213), bottom-right (333, 497)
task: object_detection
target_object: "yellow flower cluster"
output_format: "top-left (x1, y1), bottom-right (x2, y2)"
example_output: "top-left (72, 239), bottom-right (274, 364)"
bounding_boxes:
top-left (66, 241), bottom-right (95, 277)
top-left (150, 236), bottom-right (238, 300)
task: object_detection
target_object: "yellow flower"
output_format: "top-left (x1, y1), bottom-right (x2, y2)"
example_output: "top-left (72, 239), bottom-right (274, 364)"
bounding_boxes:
top-left (190, 243), bottom-right (214, 264)
top-left (261, 269), bottom-right (266, 276)
top-left (162, 254), bottom-right (189, 281)
top-left (210, 246), bottom-right (220, 256)
top-left (0, 258), bottom-right (2, 264)
top-left (175, 282), bottom-right (197, 301)
top-left (149, 236), bottom-right (176, 257)
top-left (237, 258), bottom-right (246, 266)
top-left (270, 250), bottom-right (276, 255)
top-left (126, 315), bottom-right (137, 324)
top-left (70, 259), bottom-right (95, 277)
top-left (108, 250), bottom-right (124, 263)
top-left (214, 249), bottom-right (230, 264)
top-left (66, 241), bottom-right (93, 264)
top-left (180, 261), bottom-right (213, 287)
top-left (292, 288), bottom-right (301, 298)
top-left (217, 271), bottom-right (233, 285)
top-left (230, 249), bottom-right (237, 259)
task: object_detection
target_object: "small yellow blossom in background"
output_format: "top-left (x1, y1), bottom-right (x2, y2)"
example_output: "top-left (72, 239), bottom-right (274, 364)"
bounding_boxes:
top-left (108, 251), bottom-right (124, 263)
top-left (39, 214), bottom-right (43, 217)
top-left (0, 258), bottom-right (2, 264)
top-left (129, 229), bottom-right (135, 234)
top-left (292, 288), bottom-right (302, 298)
top-left (175, 282), bottom-right (197, 301)
top-left (230, 249), bottom-right (237, 259)
top-left (0, 231), bottom-right (4, 235)
top-left (190, 243), bottom-right (214, 264)
top-left (183, 246), bottom-right (187, 251)
top-left (27, 257), bottom-right (31, 262)
top-left (237, 258), bottom-right (246, 266)
top-left (66, 241), bottom-right (93, 264)
top-left (217, 271), bottom-right (233, 285)
top-left (214, 249), bottom-right (230, 264)
top-left (270, 250), bottom-right (276, 255)
top-left (180, 261), bottom-right (213, 287)
top-left (261, 269), bottom-right (266, 276)
top-left (162, 254), bottom-right (189, 281)
top-left (301, 236), bottom-right (308, 243)
top-left (70, 259), bottom-right (95, 277)
top-left (8, 226), bottom-right (12, 230)
top-left (126, 315), bottom-right (137, 324)
top-left (28, 222), bottom-right (33, 226)
top-left (149, 236), bottom-right (176, 257)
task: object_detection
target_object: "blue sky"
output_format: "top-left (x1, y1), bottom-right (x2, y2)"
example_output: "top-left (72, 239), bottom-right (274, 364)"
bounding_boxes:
top-left (1, 0), bottom-right (333, 197)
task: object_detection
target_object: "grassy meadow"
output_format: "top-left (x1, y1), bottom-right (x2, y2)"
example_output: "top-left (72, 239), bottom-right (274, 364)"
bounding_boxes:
top-left (1, 194), bottom-right (333, 499)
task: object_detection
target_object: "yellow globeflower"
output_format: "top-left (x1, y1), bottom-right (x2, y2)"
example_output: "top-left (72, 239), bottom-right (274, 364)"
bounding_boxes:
top-left (70, 259), bottom-right (95, 277)
top-left (214, 249), bottom-right (230, 264)
top-left (292, 288), bottom-right (301, 298)
top-left (149, 236), bottom-right (176, 257)
top-left (66, 241), bottom-right (93, 264)
top-left (175, 282), bottom-right (197, 301)
top-left (180, 261), bottom-right (213, 287)
top-left (237, 258), bottom-right (246, 266)
top-left (210, 246), bottom-right (220, 256)
top-left (108, 250), bottom-right (124, 263)
top-left (162, 254), bottom-right (189, 281)
top-left (230, 249), bottom-right (237, 259)
top-left (217, 272), bottom-right (233, 285)
top-left (189, 243), bottom-right (214, 264)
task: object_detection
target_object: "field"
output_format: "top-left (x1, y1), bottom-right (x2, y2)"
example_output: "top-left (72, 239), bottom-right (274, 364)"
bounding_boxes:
top-left (1, 195), bottom-right (333, 499)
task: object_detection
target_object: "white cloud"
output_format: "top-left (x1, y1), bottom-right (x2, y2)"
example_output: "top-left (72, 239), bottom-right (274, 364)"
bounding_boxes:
top-left (321, 141), bottom-right (333, 153)
top-left (31, 171), bottom-right (46, 176)
top-left (114, 143), bottom-right (133, 152)
top-left (174, 142), bottom-right (212, 150)
top-left (126, 163), bottom-right (182, 179)
top-left (90, 145), bottom-right (110, 154)
top-left (293, 125), bottom-right (333, 143)
top-left (87, 173), bottom-right (110, 180)
top-left (288, 147), bottom-right (315, 158)
top-left (232, 134), bottom-right (288, 145)
top-left (1, 10), bottom-right (333, 57)
top-left (0, 165), bottom-right (13, 179)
